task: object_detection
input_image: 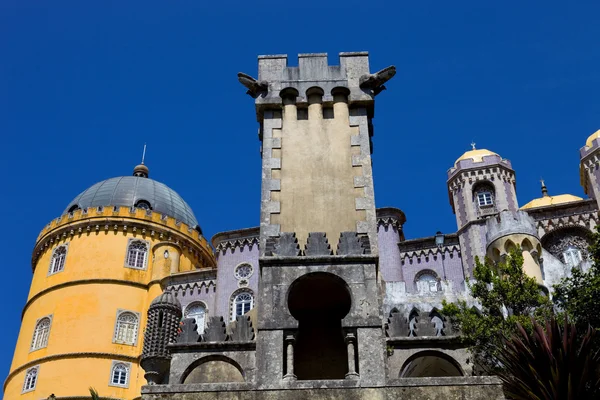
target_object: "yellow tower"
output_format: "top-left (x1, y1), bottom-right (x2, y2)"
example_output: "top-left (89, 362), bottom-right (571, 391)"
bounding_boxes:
top-left (4, 164), bottom-right (215, 399)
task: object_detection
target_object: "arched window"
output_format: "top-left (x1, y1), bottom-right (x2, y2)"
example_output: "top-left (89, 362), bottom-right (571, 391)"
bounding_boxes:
top-left (185, 302), bottom-right (207, 334)
top-left (473, 182), bottom-right (496, 216)
top-left (109, 362), bottom-right (130, 387)
top-left (135, 199), bottom-right (152, 210)
top-left (126, 240), bottom-right (148, 269)
top-left (22, 366), bottom-right (38, 393)
top-left (563, 246), bottom-right (583, 267)
top-left (113, 311), bottom-right (139, 345)
top-left (30, 317), bottom-right (51, 351)
top-left (415, 271), bottom-right (440, 292)
top-left (49, 245), bottom-right (67, 275)
top-left (231, 290), bottom-right (254, 321)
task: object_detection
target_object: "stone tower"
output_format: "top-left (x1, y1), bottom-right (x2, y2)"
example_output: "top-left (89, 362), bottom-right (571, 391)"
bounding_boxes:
top-left (250, 52), bottom-right (391, 254)
top-left (241, 52), bottom-right (395, 384)
top-left (447, 148), bottom-right (518, 273)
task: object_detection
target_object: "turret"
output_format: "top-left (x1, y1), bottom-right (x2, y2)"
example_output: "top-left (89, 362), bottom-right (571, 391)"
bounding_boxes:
top-left (485, 210), bottom-right (544, 286)
top-left (580, 129), bottom-right (600, 206)
top-left (447, 145), bottom-right (518, 275)
top-left (140, 292), bottom-right (183, 385)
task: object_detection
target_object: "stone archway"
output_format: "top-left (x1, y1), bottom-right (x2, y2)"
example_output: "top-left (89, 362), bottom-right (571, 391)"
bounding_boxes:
top-left (400, 351), bottom-right (463, 378)
top-left (287, 272), bottom-right (352, 380)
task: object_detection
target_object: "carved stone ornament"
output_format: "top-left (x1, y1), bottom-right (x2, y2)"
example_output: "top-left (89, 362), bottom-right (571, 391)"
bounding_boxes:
top-left (230, 315), bottom-right (255, 342)
top-left (304, 232), bottom-right (333, 256)
top-left (202, 316), bottom-right (228, 342)
top-left (544, 229), bottom-right (590, 263)
top-left (385, 308), bottom-right (409, 338)
top-left (176, 318), bottom-right (199, 344)
top-left (271, 232), bottom-right (302, 257)
top-left (337, 232), bottom-right (369, 255)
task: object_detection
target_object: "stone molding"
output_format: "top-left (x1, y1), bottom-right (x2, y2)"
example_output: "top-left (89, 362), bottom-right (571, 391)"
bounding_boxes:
top-left (32, 211), bottom-right (215, 271)
top-left (166, 280), bottom-right (217, 296)
top-left (536, 211), bottom-right (597, 238)
top-left (214, 236), bottom-right (259, 255)
top-left (399, 245), bottom-right (461, 265)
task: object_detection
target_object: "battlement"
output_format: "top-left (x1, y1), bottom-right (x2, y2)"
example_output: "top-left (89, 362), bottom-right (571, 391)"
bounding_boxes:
top-left (240, 52), bottom-right (395, 113)
top-left (486, 210), bottom-right (538, 245)
top-left (37, 206), bottom-right (208, 245)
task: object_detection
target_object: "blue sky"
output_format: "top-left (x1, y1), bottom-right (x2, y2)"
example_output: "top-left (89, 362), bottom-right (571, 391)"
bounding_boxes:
top-left (1, 0), bottom-right (599, 383)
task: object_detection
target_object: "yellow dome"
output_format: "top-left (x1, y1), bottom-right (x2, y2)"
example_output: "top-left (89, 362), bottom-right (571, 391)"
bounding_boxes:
top-left (585, 129), bottom-right (600, 148)
top-left (455, 149), bottom-right (499, 164)
top-left (520, 194), bottom-right (584, 210)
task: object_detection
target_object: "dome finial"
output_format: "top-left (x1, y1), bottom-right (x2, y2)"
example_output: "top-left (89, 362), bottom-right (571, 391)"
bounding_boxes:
top-left (540, 178), bottom-right (549, 197)
top-left (470, 141), bottom-right (476, 150)
top-left (133, 144), bottom-right (149, 178)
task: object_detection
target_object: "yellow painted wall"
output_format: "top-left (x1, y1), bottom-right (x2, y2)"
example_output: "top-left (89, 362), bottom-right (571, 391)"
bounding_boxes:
top-left (5, 209), bottom-right (215, 399)
top-left (272, 95), bottom-right (365, 247)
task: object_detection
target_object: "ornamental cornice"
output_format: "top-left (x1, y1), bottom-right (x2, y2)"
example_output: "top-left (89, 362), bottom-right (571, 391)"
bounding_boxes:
top-left (4, 351), bottom-right (139, 392)
top-left (447, 166), bottom-right (516, 190)
top-left (536, 212), bottom-right (598, 238)
top-left (377, 217), bottom-right (405, 231)
top-left (32, 213), bottom-right (216, 271)
top-left (167, 280), bottom-right (217, 296)
top-left (399, 245), bottom-right (462, 263)
top-left (215, 236), bottom-right (260, 255)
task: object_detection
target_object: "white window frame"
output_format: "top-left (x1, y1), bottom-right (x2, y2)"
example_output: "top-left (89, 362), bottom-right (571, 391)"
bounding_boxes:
top-left (48, 244), bottom-right (68, 276)
top-left (563, 246), bottom-right (583, 267)
top-left (184, 302), bottom-right (207, 334)
top-left (22, 366), bottom-right (39, 393)
top-left (415, 271), bottom-right (441, 292)
top-left (477, 191), bottom-right (494, 207)
top-left (30, 315), bottom-right (52, 352)
top-left (231, 290), bottom-right (254, 321)
top-left (108, 361), bottom-right (131, 388)
top-left (124, 238), bottom-right (149, 270)
top-left (234, 262), bottom-right (254, 280)
top-left (113, 310), bottom-right (140, 346)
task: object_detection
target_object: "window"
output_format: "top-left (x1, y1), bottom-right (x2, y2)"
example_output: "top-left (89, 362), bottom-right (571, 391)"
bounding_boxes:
top-left (477, 191), bottom-right (494, 206)
top-left (135, 200), bottom-right (151, 210)
top-left (234, 263), bottom-right (253, 280)
top-left (126, 240), bottom-right (148, 269)
top-left (416, 272), bottom-right (440, 292)
top-left (22, 366), bottom-right (38, 393)
top-left (184, 303), bottom-right (206, 334)
top-left (30, 317), bottom-right (51, 351)
top-left (49, 245), bottom-right (67, 275)
top-left (113, 311), bottom-right (139, 345)
top-left (563, 246), bottom-right (583, 267)
top-left (109, 362), bottom-right (130, 388)
top-left (232, 291), bottom-right (254, 321)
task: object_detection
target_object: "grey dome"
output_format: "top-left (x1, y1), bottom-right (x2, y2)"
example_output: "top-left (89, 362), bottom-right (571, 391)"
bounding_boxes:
top-left (65, 176), bottom-right (200, 230)
top-left (150, 292), bottom-right (182, 309)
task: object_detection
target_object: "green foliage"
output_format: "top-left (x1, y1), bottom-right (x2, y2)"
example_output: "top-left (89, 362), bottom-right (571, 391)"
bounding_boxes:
top-left (553, 226), bottom-right (600, 341)
top-left (442, 248), bottom-right (552, 372)
top-left (89, 387), bottom-right (100, 400)
top-left (495, 316), bottom-right (600, 400)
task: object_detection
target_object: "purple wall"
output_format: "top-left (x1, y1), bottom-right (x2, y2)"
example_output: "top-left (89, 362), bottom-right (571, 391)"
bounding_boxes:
top-left (378, 223), bottom-right (403, 282)
top-left (400, 247), bottom-right (464, 293)
top-left (214, 243), bottom-right (260, 321)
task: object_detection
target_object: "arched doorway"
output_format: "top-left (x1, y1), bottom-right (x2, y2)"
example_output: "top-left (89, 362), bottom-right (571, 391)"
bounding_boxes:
top-left (287, 272), bottom-right (352, 380)
top-left (400, 351), bottom-right (463, 377)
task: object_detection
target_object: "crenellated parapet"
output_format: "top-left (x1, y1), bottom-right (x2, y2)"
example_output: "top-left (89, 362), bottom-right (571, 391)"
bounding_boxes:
top-left (32, 206), bottom-right (215, 270)
top-left (486, 210), bottom-right (538, 244)
top-left (212, 227), bottom-right (260, 256)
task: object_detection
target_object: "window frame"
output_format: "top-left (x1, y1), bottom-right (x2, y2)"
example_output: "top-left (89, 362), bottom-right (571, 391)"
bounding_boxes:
top-left (414, 270), bottom-right (441, 292)
top-left (30, 315), bottom-right (52, 352)
top-left (112, 310), bottom-right (140, 346)
top-left (476, 191), bottom-right (494, 207)
top-left (22, 366), bottom-right (39, 393)
top-left (234, 262), bottom-right (254, 280)
top-left (184, 302), bottom-right (208, 334)
top-left (124, 238), bottom-right (149, 270)
top-left (108, 361), bottom-right (131, 388)
top-left (48, 244), bottom-right (69, 276)
top-left (231, 290), bottom-right (254, 321)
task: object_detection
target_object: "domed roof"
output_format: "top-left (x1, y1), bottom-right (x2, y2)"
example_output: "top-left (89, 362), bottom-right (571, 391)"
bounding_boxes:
top-left (150, 291), bottom-right (181, 308)
top-left (455, 149), bottom-right (500, 164)
top-left (585, 129), bottom-right (600, 148)
top-left (520, 194), bottom-right (584, 210)
top-left (65, 168), bottom-right (200, 229)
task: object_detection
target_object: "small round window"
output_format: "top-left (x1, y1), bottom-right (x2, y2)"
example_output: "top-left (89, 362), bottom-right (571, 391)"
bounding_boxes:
top-left (234, 263), bottom-right (253, 280)
top-left (135, 200), bottom-right (152, 210)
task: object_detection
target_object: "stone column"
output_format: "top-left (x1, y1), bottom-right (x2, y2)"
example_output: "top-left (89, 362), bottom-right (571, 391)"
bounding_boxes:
top-left (283, 334), bottom-right (297, 381)
top-left (345, 333), bottom-right (359, 379)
